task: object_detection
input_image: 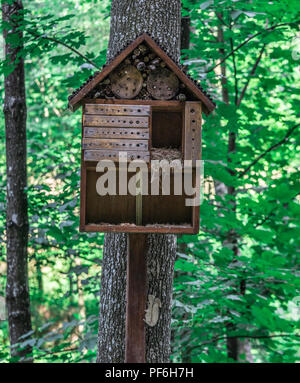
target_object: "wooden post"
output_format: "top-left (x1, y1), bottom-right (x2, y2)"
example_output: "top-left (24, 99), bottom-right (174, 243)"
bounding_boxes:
top-left (136, 169), bottom-right (143, 226)
top-left (125, 233), bottom-right (147, 363)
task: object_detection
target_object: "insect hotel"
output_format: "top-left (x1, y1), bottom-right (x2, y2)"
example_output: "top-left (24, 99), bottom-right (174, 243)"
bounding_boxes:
top-left (68, 33), bottom-right (216, 234)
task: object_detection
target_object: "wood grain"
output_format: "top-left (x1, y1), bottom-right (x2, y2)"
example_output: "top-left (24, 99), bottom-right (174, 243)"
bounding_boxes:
top-left (80, 224), bottom-right (196, 234)
top-left (110, 64), bottom-right (143, 99)
top-left (136, 170), bottom-right (143, 226)
top-left (184, 101), bottom-right (202, 164)
top-left (85, 103), bottom-right (151, 116)
top-left (80, 106), bottom-right (87, 231)
top-left (83, 114), bottom-right (149, 128)
top-left (84, 126), bottom-right (149, 140)
top-left (84, 149), bottom-right (150, 162)
top-left (147, 67), bottom-right (179, 100)
top-left (82, 98), bottom-right (184, 111)
top-left (125, 234), bottom-right (147, 363)
top-left (83, 138), bottom-right (148, 151)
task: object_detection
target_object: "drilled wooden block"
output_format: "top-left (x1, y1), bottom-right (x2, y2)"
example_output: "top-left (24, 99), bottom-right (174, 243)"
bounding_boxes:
top-left (84, 150), bottom-right (150, 162)
top-left (85, 104), bottom-right (151, 116)
top-left (147, 68), bottom-right (179, 100)
top-left (84, 127), bottom-right (149, 140)
top-left (83, 115), bottom-right (149, 128)
top-left (83, 138), bottom-right (148, 151)
top-left (110, 65), bottom-right (143, 99)
top-left (184, 102), bottom-right (202, 164)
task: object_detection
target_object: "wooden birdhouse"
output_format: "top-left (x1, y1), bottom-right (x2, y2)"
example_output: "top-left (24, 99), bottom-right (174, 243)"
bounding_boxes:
top-left (68, 33), bottom-right (216, 234)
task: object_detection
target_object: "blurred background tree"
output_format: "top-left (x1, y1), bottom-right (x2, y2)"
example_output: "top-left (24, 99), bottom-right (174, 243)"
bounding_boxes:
top-left (0, 0), bottom-right (299, 362)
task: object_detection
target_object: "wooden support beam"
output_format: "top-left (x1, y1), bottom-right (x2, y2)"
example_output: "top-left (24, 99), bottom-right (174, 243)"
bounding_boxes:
top-left (136, 170), bottom-right (143, 226)
top-left (125, 234), bottom-right (147, 363)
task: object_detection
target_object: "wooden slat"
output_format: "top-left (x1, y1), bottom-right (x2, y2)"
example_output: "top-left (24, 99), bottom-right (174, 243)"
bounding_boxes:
top-left (81, 224), bottom-right (196, 234)
top-left (83, 115), bottom-right (149, 128)
top-left (80, 108), bottom-right (86, 230)
top-left (184, 102), bottom-right (202, 164)
top-left (85, 104), bottom-right (151, 116)
top-left (83, 99), bottom-right (184, 112)
top-left (84, 127), bottom-right (149, 140)
top-left (83, 138), bottom-right (148, 151)
top-left (84, 149), bottom-right (150, 162)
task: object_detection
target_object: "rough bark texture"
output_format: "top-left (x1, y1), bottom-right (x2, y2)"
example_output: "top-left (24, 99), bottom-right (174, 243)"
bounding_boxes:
top-left (2, 1), bottom-right (32, 360)
top-left (97, 0), bottom-right (181, 363)
top-left (97, 233), bottom-right (128, 362)
top-left (107, 0), bottom-right (181, 64)
top-left (145, 234), bottom-right (177, 363)
top-left (178, 13), bottom-right (192, 363)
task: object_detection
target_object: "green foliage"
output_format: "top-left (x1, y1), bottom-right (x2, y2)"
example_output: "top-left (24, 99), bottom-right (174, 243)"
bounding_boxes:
top-left (171, 0), bottom-right (300, 363)
top-left (0, 0), bottom-right (110, 363)
top-left (0, 0), bottom-right (299, 363)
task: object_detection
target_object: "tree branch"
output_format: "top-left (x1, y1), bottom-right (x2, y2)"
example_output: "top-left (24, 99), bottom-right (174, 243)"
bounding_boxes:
top-left (2, 8), bottom-right (102, 70)
top-left (237, 44), bottom-right (266, 107)
top-left (190, 333), bottom-right (299, 352)
top-left (206, 22), bottom-right (298, 74)
top-left (239, 123), bottom-right (299, 178)
top-left (28, 33), bottom-right (102, 70)
top-left (230, 37), bottom-right (238, 106)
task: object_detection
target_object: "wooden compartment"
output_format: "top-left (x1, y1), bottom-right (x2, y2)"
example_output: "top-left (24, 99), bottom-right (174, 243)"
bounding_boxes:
top-left (85, 167), bottom-right (136, 225)
top-left (68, 32), bottom-right (216, 235)
top-left (83, 103), bottom-right (151, 163)
top-left (142, 182), bottom-right (193, 226)
top-left (81, 163), bottom-right (199, 233)
top-left (151, 110), bottom-right (182, 149)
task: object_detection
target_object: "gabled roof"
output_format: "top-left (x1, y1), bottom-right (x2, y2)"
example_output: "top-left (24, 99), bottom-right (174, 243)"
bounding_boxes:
top-left (68, 33), bottom-right (216, 115)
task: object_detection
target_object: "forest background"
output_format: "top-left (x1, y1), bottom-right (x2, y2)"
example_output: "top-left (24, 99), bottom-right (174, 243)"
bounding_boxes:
top-left (0, 0), bottom-right (299, 363)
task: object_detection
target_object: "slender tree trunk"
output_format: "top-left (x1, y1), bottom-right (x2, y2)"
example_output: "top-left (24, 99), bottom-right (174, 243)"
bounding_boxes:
top-left (36, 257), bottom-right (43, 297)
top-left (178, 12), bottom-right (192, 364)
top-left (217, 14), bottom-right (240, 362)
top-left (2, 1), bottom-right (32, 360)
top-left (75, 257), bottom-right (86, 335)
top-left (181, 14), bottom-right (190, 54)
top-left (217, 13), bottom-right (253, 363)
top-left (97, 0), bottom-right (181, 363)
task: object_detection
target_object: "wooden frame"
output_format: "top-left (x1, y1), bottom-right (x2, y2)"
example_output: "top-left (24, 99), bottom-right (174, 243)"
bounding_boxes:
top-left (79, 100), bottom-right (200, 234)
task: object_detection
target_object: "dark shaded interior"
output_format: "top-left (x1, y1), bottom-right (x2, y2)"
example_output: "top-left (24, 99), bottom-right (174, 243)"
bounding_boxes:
top-left (86, 168), bottom-right (136, 225)
top-left (151, 111), bottom-right (182, 149)
top-left (142, 171), bottom-right (193, 225)
top-left (85, 167), bottom-right (194, 226)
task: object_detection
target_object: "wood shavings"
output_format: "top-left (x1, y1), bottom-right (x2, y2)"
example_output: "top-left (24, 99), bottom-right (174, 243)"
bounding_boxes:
top-left (151, 147), bottom-right (182, 162)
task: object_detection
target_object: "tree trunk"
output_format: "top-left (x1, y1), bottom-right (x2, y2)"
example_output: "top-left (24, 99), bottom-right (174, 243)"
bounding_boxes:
top-left (177, 11), bottom-right (191, 364)
top-left (217, 14), bottom-right (241, 362)
top-left (96, 0), bottom-right (181, 363)
top-left (217, 13), bottom-right (253, 363)
top-left (2, 1), bottom-right (32, 360)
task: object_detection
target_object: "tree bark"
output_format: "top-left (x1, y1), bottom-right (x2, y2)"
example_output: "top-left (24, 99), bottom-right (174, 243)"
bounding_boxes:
top-left (97, 0), bottom-right (181, 363)
top-left (2, 1), bottom-right (32, 360)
